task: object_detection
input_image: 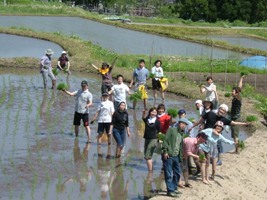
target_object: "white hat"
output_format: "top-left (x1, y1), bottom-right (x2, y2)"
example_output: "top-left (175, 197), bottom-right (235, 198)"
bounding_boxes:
top-left (61, 51), bottom-right (67, 54)
top-left (219, 104), bottom-right (228, 112)
top-left (45, 49), bottom-right (54, 55)
top-left (195, 100), bottom-right (203, 105)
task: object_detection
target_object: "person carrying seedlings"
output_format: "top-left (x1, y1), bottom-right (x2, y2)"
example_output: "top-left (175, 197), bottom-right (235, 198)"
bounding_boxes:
top-left (129, 59), bottom-right (150, 110)
top-left (182, 132), bottom-right (208, 188)
top-left (230, 75), bottom-right (245, 154)
top-left (189, 103), bottom-right (249, 166)
top-left (62, 80), bottom-right (93, 143)
top-left (109, 102), bottom-right (131, 158)
top-left (92, 57), bottom-right (117, 95)
top-left (199, 76), bottom-right (217, 106)
top-left (109, 74), bottom-right (131, 110)
top-left (57, 51), bottom-right (71, 77)
top-left (161, 118), bottom-right (189, 197)
top-left (40, 49), bottom-right (56, 89)
top-left (151, 60), bottom-right (167, 106)
top-left (91, 93), bottom-right (115, 145)
top-left (199, 121), bottom-right (237, 183)
top-left (157, 104), bottom-right (172, 134)
top-left (142, 107), bottom-right (161, 171)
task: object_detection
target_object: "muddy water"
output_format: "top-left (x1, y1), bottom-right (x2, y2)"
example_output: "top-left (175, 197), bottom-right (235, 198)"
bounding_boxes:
top-left (0, 69), bottom-right (249, 200)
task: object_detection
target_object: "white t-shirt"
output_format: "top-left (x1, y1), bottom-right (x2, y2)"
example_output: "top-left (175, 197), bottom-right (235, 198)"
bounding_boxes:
top-left (111, 83), bottom-right (130, 103)
top-left (97, 100), bottom-right (115, 123)
top-left (151, 66), bottom-right (164, 80)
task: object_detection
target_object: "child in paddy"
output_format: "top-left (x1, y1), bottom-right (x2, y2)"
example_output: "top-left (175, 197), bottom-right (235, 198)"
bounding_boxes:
top-left (91, 93), bottom-right (115, 145)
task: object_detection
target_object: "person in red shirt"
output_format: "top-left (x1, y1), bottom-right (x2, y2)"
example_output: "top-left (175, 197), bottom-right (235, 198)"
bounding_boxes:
top-left (157, 104), bottom-right (172, 134)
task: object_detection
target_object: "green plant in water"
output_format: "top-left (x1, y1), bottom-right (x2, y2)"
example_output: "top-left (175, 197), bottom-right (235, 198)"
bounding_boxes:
top-left (238, 140), bottom-right (245, 151)
top-left (246, 115), bottom-right (258, 122)
top-left (167, 108), bottom-right (178, 118)
top-left (57, 82), bottom-right (69, 90)
top-left (129, 91), bottom-right (142, 101)
top-left (224, 92), bottom-right (231, 97)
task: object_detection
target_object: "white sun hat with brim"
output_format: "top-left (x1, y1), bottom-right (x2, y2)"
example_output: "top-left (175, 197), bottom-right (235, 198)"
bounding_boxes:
top-left (219, 104), bottom-right (229, 112)
top-left (61, 51), bottom-right (67, 54)
top-left (45, 49), bottom-right (54, 55)
top-left (195, 99), bottom-right (203, 105)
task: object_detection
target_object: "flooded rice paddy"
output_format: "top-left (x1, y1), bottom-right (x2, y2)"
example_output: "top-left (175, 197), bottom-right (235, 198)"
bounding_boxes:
top-left (0, 68), bottom-right (250, 200)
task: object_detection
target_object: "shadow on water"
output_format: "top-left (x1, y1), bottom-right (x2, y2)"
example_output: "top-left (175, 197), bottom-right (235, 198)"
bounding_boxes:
top-left (0, 69), bottom-right (251, 200)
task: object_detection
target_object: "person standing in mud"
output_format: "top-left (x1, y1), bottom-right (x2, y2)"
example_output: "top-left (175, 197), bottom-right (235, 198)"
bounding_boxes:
top-left (151, 60), bottom-right (166, 106)
top-left (57, 51), bottom-right (71, 77)
top-left (92, 57), bottom-right (117, 95)
top-left (142, 107), bottom-right (161, 171)
top-left (129, 59), bottom-right (149, 110)
top-left (230, 75), bottom-right (245, 153)
top-left (40, 49), bottom-right (56, 89)
top-left (199, 76), bottom-right (217, 106)
top-left (109, 101), bottom-right (131, 158)
top-left (63, 80), bottom-right (93, 143)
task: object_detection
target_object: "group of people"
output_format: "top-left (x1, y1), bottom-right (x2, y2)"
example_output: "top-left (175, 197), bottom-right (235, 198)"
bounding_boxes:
top-left (40, 49), bottom-right (71, 89)
top-left (40, 49), bottom-right (249, 198)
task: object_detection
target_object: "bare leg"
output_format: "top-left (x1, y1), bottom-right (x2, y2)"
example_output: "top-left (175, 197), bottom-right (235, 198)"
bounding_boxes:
top-left (75, 125), bottom-right (79, 137)
top-left (211, 158), bottom-right (216, 180)
top-left (144, 99), bottom-right (147, 110)
top-left (160, 88), bottom-right (165, 104)
top-left (153, 89), bottom-right (157, 106)
top-left (85, 125), bottom-right (91, 142)
top-left (146, 159), bottom-right (153, 171)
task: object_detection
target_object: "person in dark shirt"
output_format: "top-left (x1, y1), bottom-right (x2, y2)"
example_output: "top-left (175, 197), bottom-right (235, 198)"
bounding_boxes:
top-left (142, 107), bottom-right (161, 171)
top-left (57, 51), bottom-right (71, 77)
top-left (230, 75), bottom-right (244, 153)
top-left (109, 102), bottom-right (131, 158)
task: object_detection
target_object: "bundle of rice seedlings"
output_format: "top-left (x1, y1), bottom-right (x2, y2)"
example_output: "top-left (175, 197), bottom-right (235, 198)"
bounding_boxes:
top-left (224, 92), bottom-right (231, 97)
top-left (246, 115), bottom-right (258, 122)
top-left (57, 82), bottom-right (68, 90)
top-left (167, 108), bottom-right (178, 118)
top-left (129, 91), bottom-right (142, 101)
top-left (149, 73), bottom-right (155, 78)
top-left (52, 68), bottom-right (59, 76)
top-left (183, 133), bottom-right (189, 139)
top-left (238, 140), bottom-right (245, 151)
top-left (199, 153), bottom-right (205, 163)
top-left (157, 132), bottom-right (166, 141)
top-left (240, 71), bottom-right (249, 76)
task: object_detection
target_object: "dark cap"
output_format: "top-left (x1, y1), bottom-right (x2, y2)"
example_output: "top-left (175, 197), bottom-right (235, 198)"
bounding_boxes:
top-left (81, 80), bottom-right (88, 85)
top-left (102, 62), bottom-right (109, 67)
top-left (102, 92), bottom-right (109, 96)
top-left (178, 109), bottom-right (186, 115)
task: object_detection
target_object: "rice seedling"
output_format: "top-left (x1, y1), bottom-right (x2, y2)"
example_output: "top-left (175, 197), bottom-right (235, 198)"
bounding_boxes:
top-left (129, 91), bottom-right (142, 101)
top-left (57, 82), bottom-right (68, 90)
top-left (238, 140), bottom-right (245, 151)
top-left (199, 153), bottom-right (205, 163)
top-left (167, 108), bottom-right (178, 118)
top-left (240, 71), bottom-right (249, 76)
top-left (183, 133), bottom-right (190, 139)
top-left (246, 115), bottom-right (258, 122)
top-left (52, 68), bottom-right (59, 76)
top-left (157, 132), bottom-right (166, 141)
top-left (224, 92), bottom-right (231, 97)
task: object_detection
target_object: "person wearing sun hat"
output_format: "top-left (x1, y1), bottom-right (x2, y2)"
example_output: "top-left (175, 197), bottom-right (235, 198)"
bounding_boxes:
top-left (198, 121), bottom-right (237, 183)
top-left (40, 48), bottom-right (56, 89)
top-left (195, 99), bottom-right (204, 116)
top-left (57, 50), bottom-right (71, 77)
top-left (62, 80), bottom-right (93, 143)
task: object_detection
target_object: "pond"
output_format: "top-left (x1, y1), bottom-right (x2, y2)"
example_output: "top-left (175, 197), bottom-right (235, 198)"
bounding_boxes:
top-left (0, 33), bottom-right (64, 58)
top-left (0, 69), bottom-right (250, 200)
top-left (0, 16), bottom-right (248, 59)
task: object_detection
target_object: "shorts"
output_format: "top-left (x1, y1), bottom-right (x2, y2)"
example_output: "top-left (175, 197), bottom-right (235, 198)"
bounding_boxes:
top-left (97, 123), bottom-right (111, 135)
top-left (210, 143), bottom-right (218, 158)
top-left (101, 84), bottom-right (113, 94)
top-left (73, 112), bottom-right (89, 126)
top-left (144, 139), bottom-right (157, 160)
top-left (231, 117), bottom-right (241, 139)
top-left (152, 79), bottom-right (161, 90)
